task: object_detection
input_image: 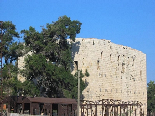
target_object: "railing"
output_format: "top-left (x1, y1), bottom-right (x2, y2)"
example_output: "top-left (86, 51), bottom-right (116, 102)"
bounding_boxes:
top-left (80, 99), bottom-right (144, 116)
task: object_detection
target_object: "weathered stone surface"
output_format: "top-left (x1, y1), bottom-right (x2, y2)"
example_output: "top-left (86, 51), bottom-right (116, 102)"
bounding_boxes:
top-left (70, 38), bottom-right (147, 114)
top-left (17, 51), bottom-right (32, 83)
top-left (18, 38), bottom-right (147, 114)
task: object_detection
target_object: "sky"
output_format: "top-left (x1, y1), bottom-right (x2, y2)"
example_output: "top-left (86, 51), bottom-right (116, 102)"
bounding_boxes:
top-left (0, 0), bottom-right (155, 83)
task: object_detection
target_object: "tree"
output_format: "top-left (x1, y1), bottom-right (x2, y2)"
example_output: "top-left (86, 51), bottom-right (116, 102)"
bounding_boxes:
top-left (1, 21), bottom-right (23, 64)
top-left (2, 63), bottom-right (20, 96)
top-left (147, 81), bottom-right (155, 115)
top-left (1, 21), bottom-right (21, 95)
top-left (1, 21), bottom-right (38, 97)
top-left (21, 15), bottom-right (82, 70)
top-left (20, 16), bottom-right (85, 98)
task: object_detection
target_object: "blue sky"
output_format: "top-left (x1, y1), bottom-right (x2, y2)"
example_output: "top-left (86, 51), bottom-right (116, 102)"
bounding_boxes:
top-left (1, 0), bottom-right (155, 83)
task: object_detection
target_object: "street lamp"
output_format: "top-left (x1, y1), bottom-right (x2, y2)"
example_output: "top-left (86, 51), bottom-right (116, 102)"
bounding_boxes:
top-left (77, 70), bottom-right (80, 116)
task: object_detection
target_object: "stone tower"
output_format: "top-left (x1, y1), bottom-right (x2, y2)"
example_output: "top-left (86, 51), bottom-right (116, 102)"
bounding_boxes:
top-left (18, 38), bottom-right (147, 114)
top-left (70, 38), bottom-right (147, 114)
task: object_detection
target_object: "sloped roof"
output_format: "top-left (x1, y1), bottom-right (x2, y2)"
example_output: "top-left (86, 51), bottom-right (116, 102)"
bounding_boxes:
top-left (23, 97), bottom-right (77, 104)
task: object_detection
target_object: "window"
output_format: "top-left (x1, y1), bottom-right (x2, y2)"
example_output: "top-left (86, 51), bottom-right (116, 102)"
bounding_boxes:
top-left (74, 61), bottom-right (78, 71)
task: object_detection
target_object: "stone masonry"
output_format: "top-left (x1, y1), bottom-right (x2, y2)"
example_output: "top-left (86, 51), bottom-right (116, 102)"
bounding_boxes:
top-left (18, 38), bottom-right (147, 114)
top-left (18, 51), bottom-right (32, 83)
top-left (70, 38), bottom-right (147, 114)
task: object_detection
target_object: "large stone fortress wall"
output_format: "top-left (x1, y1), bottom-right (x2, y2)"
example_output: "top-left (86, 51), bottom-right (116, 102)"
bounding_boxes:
top-left (70, 38), bottom-right (147, 113)
top-left (17, 38), bottom-right (147, 114)
top-left (18, 51), bottom-right (32, 83)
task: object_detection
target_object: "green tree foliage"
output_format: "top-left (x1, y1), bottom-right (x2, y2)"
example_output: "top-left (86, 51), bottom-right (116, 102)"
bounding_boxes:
top-left (1, 21), bottom-right (38, 97)
top-left (1, 21), bottom-right (21, 95)
top-left (3, 75), bottom-right (39, 97)
top-left (20, 16), bottom-right (85, 98)
top-left (85, 69), bottom-right (90, 77)
top-left (73, 70), bottom-right (86, 98)
top-left (21, 15), bottom-right (82, 70)
top-left (147, 81), bottom-right (155, 114)
top-left (3, 76), bottom-right (21, 96)
top-left (21, 80), bottom-right (40, 97)
top-left (2, 21), bottom-right (24, 64)
top-left (2, 63), bottom-right (20, 96)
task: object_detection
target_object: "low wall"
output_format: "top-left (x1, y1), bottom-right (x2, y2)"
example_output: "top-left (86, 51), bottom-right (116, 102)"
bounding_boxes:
top-left (8, 113), bottom-right (48, 116)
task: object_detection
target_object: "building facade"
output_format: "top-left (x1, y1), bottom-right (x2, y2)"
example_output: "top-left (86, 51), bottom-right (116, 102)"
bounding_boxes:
top-left (70, 38), bottom-right (147, 114)
top-left (18, 38), bottom-right (147, 114)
